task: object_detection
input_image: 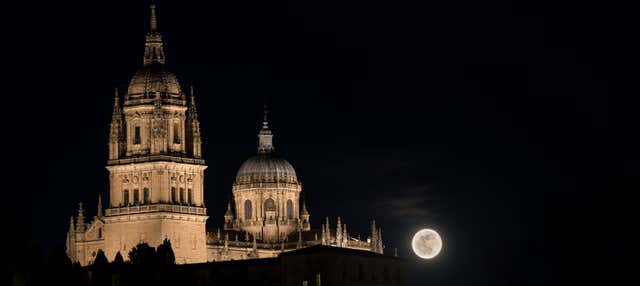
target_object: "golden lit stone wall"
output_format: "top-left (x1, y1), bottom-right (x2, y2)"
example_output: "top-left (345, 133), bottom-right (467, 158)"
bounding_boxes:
top-left (123, 105), bottom-right (187, 156)
top-left (103, 213), bottom-right (207, 264)
top-left (107, 162), bottom-right (206, 207)
top-left (232, 184), bottom-right (302, 241)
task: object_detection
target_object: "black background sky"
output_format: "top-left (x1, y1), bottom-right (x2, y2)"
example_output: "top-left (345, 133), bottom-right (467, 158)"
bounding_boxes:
top-left (2, 0), bottom-right (637, 285)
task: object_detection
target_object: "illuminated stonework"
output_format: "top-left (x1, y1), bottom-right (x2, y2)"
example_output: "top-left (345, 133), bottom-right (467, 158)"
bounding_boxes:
top-left (66, 3), bottom-right (206, 265)
top-left (65, 2), bottom-right (383, 266)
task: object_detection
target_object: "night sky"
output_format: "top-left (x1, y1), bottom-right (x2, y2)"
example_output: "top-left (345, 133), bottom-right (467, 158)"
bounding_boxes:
top-left (3, 0), bottom-right (636, 285)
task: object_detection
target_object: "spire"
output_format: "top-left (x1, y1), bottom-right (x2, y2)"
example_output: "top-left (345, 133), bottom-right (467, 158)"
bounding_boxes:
top-left (336, 217), bottom-right (343, 247)
top-left (370, 220), bottom-right (377, 252)
top-left (109, 88), bottom-right (124, 160)
top-left (225, 201), bottom-right (233, 217)
top-left (76, 202), bottom-right (85, 232)
top-left (143, 1), bottom-right (165, 64)
top-left (189, 85), bottom-right (199, 120)
top-left (187, 85), bottom-right (202, 158)
top-left (257, 103), bottom-right (275, 155)
top-left (97, 194), bottom-right (103, 218)
top-left (66, 216), bottom-right (76, 261)
top-left (112, 88), bottom-right (120, 116)
top-left (325, 217), bottom-right (330, 242)
top-left (377, 228), bottom-right (383, 254)
top-left (150, 1), bottom-right (158, 32)
top-left (343, 224), bottom-right (348, 246)
top-left (68, 216), bottom-right (75, 234)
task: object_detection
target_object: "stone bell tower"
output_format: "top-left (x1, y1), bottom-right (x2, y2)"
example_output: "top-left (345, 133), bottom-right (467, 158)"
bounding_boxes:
top-left (103, 2), bottom-right (208, 264)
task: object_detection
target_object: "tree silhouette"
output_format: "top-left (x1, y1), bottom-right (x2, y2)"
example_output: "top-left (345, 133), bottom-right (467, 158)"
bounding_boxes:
top-left (113, 251), bottom-right (124, 264)
top-left (156, 238), bottom-right (176, 265)
top-left (93, 249), bottom-right (109, 267)
top-left (128, 243), bottom-right (156, 265)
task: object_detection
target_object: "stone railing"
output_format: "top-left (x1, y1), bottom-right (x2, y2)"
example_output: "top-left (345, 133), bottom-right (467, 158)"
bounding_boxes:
top-left (105, 204), bottom-right (206, 216)
top-left (107, 154), bottom-right (206, 166)
top-left (237, 218), bottom-right (300, 227)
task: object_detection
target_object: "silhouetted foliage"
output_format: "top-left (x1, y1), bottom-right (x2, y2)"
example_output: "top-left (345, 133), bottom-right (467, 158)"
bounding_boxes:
top-left (93, 249), bottom-right (109, 267)
top-left (128, 242), bottom-right (156, 265)
top-left (156, 238), bottom-right (176, 265)
top-left (113, 251), bottom-right (124, 264)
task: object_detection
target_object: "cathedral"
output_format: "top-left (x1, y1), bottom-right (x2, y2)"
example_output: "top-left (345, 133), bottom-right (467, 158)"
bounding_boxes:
top-left (65, 3), bottom-right (384, 265)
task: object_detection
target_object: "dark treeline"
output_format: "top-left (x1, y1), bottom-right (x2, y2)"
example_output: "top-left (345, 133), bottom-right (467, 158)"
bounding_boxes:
top-left (6, 239), bottom-right (184, 286)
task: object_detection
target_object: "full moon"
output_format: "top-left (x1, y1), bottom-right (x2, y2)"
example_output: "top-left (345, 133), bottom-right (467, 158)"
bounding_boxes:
top-left (412, 229), bottom-right (443, 259)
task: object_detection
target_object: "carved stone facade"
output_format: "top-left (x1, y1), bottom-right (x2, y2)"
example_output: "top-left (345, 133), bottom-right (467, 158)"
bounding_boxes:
top-left (66, 3), bottom-right (207, 266)
top-left (66, 2), bottom-right (383, 266)
top-left (221, 110), bottom-right (308, 242)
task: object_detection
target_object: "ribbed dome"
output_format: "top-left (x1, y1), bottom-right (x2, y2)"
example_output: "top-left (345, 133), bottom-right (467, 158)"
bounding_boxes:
top-left (127, 62), bottom-right (182, 100)
top-left (235, 154), bottom-right (299, 185)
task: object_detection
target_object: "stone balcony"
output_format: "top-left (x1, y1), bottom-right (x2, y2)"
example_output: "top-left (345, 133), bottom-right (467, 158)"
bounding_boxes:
top-left (105, 204), bottom-right (207, 216)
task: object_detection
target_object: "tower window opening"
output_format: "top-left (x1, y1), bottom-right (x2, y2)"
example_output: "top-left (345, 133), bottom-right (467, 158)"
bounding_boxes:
top-left (171, 187), bottom-right (177, 204)
top-left (123, 190), bottom-right (129, 206)
top-left (173, 122), bottom-right (181, 144)
top-left (134, 125), bottom-right (141, 145)
top-left (133, 189), bottom-right (139, 204)
top-left (244, 200), bottom-right (252, 220)
top-left (143, 188), bottom-right (149, 204)
top-left (180, 188), bottom-right (185, 204)
top-left (264, 198), bottom-right (276, 211)
top-left (187, 189), bottom-right (193, 205)
top-left (286, 199), bottom-right (294, 219)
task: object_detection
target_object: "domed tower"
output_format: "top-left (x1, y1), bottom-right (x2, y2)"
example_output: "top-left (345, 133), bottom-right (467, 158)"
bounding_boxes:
top-left (103, 2), bottom-right (208, 264)
top-left (227, 107), bottom-right (309, 242)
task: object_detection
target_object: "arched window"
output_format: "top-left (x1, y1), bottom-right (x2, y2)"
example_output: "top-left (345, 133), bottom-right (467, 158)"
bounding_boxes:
top-left (133, 189), bottom-right (139, 204)
top-left (134, 125), bottom-right (141, 145)
top-left (173, 122), bottom-right (181, 144)
top-left (123, 190), bottom-right (129, 205)
top-left (171, 187), bottom-right (176, 204)
top-left (244, 200), bottom-right (252, 220)
top-left (143, 188), bottom-right (149, 204)
top-left (187, 189), bottom-right (193, 205)
top-left (98, 228), bottom-right (102, 238)
top-left (180, 188), bottom-right (185, 204)
top-left (286, 199), bottom-right (294, 219)
top-left (264, 198), bottom-right (276, 211)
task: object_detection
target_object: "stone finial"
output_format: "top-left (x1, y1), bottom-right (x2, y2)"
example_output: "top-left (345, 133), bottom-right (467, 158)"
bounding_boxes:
top-left (370, 220), bottom-right (377, 252)
top-left (143, 1), bottom-right (165, 64)
top-left (76, 202), bottom-right (85, 232)
top-left (336, 217), bottom-right (343, 247)
top-left (325, 217), bottom-right (330, 242)
top-left (150, 1), bottom-right (158, 32)
top-left (377, 228), bottom-right (383, 254)
top-left (97, 194), bottom-right (103, 218)
top-left (343, 223), bottom-right (348, 246)
top-left (68, 216), bottom-right (75, 234)
top-left (257, 103), bottom-right (275, 154)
